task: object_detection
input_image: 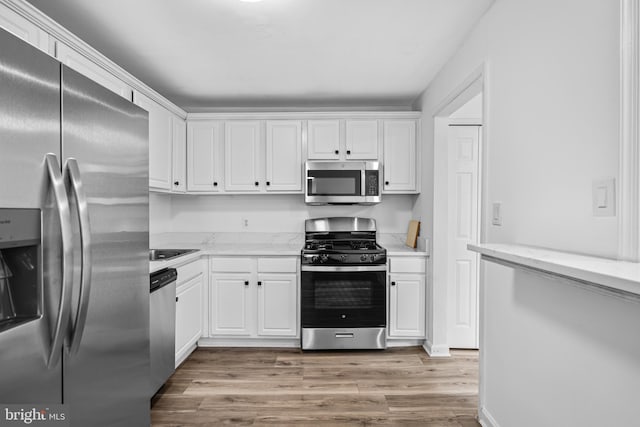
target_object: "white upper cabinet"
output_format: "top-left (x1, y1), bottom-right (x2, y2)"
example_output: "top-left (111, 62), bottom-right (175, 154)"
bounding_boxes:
top-left (345, 120), bottom-right (379, 160)
top-left (171, 117), bottom-right (186, 193)
top-left (265, 121), bottom-right (302, 192)
top-left (308, 119), bottom-right (380, 161)
top-left (383, 120), bottom-right (418, 193)
top-left (225, 121), bottom-right (263, 192)
top-left (134, 91), bottom-right (174, 191)
top-left (187, 121), bottom-right (223, 192)
top-left (0, 7), bottom-right (49, 52)
top-left (57, 42), bottom-right (132, 100)
top-left (307, 120), bottom-right (341, 159)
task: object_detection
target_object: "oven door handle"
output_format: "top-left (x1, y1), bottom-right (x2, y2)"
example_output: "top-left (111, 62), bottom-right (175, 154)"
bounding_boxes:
top-left (301, 265), bottom-right (387, 272)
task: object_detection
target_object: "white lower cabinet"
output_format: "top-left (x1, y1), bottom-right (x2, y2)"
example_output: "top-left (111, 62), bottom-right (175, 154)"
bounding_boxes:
top-left (174, 258), bottom-right (205, 367)
top-left (388, 257), bottom-right (426, 339)
top-left (210, 273), bottom-right (252, 336)
top-left (209, 256), bottom-right (298, 340)
top-left (257, 274), bottom-right (297, 336)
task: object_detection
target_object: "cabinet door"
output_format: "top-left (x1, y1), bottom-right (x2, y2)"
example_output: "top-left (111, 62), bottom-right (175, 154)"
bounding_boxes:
top-left (265, 121), bottom-right (302, 192)
top-left (257, 274), bottom-right (298, 337)
top-left (307, 120), bottom-right (341, 159)
top-left (210, 274), bottom-right (252, 336)
top-left (175, 274), bottom-right (203, 361)
top-left (389, 274), bottom-right (425, 337)
top-left (345, 120), bottom-right (379, 160)
top-left (134, 92), bottom-right (173, 190)
top-left (57, 42), bottom-right (132, 99)
top-left (0, 7), bottom-right (49, 52)
top-left (187, 121), bottom-right (223, 192)
top-left (225, 121), bottom-right (262, 192)
top-left (383, 120), bottom-right (417, 192)
top-left (171, 117), bottom-right (187, 193)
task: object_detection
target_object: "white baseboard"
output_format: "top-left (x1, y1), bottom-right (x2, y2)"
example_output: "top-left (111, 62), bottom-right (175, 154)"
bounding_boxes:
top-left (387, 338), bottom-right (426, 348)
top-left (198, 337), bottom-right (300, 348)
top-left (479, 406), bottom-right (499, 427)
top-left (423, 340), bottom-right (451, 357)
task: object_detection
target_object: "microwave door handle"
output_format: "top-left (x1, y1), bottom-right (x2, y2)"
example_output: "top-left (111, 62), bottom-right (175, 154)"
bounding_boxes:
top-left (65, 158), bottom-right (92, 356)
top-left (361, 170), bottom-right (366, 196)
top-left (307, 176), bottom-right (315, 193)
top-left (44, 154), bottom-right (73, 369)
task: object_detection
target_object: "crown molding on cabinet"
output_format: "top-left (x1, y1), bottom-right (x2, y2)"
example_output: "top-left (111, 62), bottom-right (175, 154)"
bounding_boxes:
top-left (187, 111), bottom-right (422, 121)
top-left (619, 0), bottom-right (640, 261)
top-left (0, 0), bottom-right (187, 119)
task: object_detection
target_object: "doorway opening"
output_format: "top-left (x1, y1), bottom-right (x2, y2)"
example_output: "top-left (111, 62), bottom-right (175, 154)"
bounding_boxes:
top-left (431, 70), bottom-right (484, 353)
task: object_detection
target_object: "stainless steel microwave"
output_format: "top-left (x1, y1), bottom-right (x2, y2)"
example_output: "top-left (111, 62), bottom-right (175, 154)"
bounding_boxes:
top-left (305, 161), bottom-right (381, 205)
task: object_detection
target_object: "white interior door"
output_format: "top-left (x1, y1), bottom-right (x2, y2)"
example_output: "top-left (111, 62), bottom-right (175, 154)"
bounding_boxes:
top-left (446, 125), bottom-right (481, 349)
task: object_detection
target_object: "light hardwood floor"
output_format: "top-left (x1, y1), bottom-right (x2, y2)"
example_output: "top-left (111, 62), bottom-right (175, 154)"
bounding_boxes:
top-left (151, 347), bottom-right (480, 426)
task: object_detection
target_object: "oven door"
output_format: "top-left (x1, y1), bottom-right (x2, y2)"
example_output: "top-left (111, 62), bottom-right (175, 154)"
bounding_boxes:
top-left (301, 265), bottom-right (386, 328)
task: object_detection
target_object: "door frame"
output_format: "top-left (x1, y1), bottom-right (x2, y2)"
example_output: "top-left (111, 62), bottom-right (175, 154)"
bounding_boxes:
top-left (428, 64), bottom-right (487, 358)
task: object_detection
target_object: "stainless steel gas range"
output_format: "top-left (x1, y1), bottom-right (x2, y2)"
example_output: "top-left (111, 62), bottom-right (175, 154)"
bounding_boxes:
top-left (301, 217), bottom-right (387, 350)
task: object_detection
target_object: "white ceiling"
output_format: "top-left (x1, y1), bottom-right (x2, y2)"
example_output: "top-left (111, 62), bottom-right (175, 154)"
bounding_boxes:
top-left (26, 0), bottom-right (494, 111)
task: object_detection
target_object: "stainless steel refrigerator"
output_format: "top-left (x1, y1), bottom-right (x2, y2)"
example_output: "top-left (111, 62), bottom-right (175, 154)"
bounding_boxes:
top-left (0, 28), bottom-right (150, 426)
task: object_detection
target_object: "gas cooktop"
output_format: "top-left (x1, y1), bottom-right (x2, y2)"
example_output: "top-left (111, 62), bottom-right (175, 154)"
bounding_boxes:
top-left (301, 217), bottom-right (386, 266)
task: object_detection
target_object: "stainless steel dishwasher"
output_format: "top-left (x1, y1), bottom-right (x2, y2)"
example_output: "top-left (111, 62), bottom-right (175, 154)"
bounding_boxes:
top-left (150, 267), bottom-right (177, 396)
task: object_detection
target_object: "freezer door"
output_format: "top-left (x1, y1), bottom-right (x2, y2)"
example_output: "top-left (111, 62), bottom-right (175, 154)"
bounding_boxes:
top-left (61, 66), bottom-right (150, 426)
top-left (0, 29), bottom-right (63, 404)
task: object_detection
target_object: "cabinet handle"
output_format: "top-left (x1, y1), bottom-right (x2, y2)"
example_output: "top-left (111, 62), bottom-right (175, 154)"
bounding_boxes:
top-left (255, 181), bottom-right (259, 186)
top-left (174, 181), bottom-right (180, 186)
top-left (385, 181), bottom-right (390, 186)
top-left (266, 182), bottom-right (271, 186)
top-left (346, 150), bottom-right (351, 155)
top-left (176, 296), bottom-right (179, 302)
top-left (391, 281), bottom-right (396, 286)
top-left (257, 281), bottom-right (262, 286)
top-left (244, 280), bottom-right (249, 286)
top-left (334, 150), bottom-right (339, 155)
top-left (213, 182), bottom-right (218, 187)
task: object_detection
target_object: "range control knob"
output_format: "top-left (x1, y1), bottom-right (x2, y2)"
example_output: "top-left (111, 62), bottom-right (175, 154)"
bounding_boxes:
top-left (311, 255), bottom-right (319, 263)
top-left (360, 254), bottom-right (368, 262)
top-left (320, 254), bottom-right (329, 263)
top-left (340, 254), bottom-right (347, 262)
top-left (369, 254), bottom-right (376, 262)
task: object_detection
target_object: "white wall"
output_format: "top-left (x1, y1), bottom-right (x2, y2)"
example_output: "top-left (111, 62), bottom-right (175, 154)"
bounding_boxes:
top-left (151, 193), bottom-right (417, 234)
top-left (416, 0), bottom-right (619, 257)
top-left (482, 263), bottom-right (640, 427)
top-left (413, 0), bottom-right (624, 424)
top-left (149, 192), bottom-right (172, 235)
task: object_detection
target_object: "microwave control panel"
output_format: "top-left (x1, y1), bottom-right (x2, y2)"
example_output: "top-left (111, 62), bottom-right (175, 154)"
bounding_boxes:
top-left (365, 170), bottom-right (379, 196)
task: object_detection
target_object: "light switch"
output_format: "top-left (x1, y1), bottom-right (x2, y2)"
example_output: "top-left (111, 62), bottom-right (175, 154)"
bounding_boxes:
top-left (593, 178), bottom-right (615, 217)
top-left (595, 187), bottom-right (607, 208)
top-left (492, 202), bottom-right (502, 226)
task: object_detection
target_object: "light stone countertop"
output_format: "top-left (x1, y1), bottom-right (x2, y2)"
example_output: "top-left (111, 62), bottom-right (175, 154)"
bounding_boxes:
top-left (468, 243), bottom-right (640, 298)
top-left (149, 232), bottom-right (429, 273)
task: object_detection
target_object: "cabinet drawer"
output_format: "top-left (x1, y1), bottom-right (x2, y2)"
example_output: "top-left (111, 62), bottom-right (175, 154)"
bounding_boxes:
top-left (176, 259), bottom-right (203, 285)
top-left (389, 257), bottom-right (425, 273)
top-left (211, 257), bottom-right (253, 273)
top-left (257, 257), bottom-right (298, 273)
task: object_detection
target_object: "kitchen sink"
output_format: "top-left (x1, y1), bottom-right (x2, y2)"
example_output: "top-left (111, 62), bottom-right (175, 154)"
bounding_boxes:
top-left (149, 248), bottom-right (198, 261)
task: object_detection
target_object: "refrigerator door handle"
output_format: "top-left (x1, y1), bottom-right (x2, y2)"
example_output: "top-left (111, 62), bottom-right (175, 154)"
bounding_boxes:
top-left (45, 153), bottom-right (74, 369)
top-left (65, 158), bottom-right (92, 356)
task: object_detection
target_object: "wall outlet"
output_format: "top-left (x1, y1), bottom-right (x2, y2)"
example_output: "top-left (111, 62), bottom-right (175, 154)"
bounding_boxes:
top-left (242, 218), bottom-right (249, 229)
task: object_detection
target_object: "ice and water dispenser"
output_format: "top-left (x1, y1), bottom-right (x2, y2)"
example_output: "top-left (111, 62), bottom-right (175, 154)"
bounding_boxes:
top-left (0, 209), bottom-right (40, 331)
